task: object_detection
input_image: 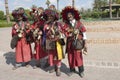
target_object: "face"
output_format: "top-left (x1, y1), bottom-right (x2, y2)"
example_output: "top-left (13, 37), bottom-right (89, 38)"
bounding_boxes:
top-left (67, 12), bottom-right (74, 21)
top-left (48, 15), bottom-right (55, 22)
top-left (49, 5), bottom-right (56, 10)
top-left (37, 8), bottom-right (44, 15)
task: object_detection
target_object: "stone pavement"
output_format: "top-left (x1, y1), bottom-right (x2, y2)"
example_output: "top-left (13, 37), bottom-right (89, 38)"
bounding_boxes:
top-left (0, 51), bottom-right (120, 80)
top-left (0, 22), bottom-right (120, 80)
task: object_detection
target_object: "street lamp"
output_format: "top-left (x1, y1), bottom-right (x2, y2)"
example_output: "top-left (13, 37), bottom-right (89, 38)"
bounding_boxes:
top-left (46, 0), bottom-right (50, 8)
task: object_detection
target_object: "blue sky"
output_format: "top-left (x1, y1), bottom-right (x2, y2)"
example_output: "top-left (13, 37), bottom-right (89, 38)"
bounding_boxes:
top-left (0, 0), bottom-right (94, 13)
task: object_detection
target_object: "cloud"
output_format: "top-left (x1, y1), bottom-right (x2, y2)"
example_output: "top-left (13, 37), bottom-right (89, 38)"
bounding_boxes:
top-left (15, 0), bottom-right (32, 2)
top-left (0, 1), bottom-right (5, 12)
top-left (50, 0), bottom-right (57, 3)
top-left (24, 0), bottom-right (32, 2)
top-left (59, 0), bottom-right (72, 10)
top-left (77, 0), bottom-right (93, 10)
top-left (1, 0), bottom-right (94, 13)
top-left (13, 0), bottom-right (30, 10)
top-left (0, 1), bottom-right (4, 7)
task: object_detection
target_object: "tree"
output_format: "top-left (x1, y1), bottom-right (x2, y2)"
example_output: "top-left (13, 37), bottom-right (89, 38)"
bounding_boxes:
top-left (102, 0), bottom-right (108, 6)
top-left (0, 11), bottom-right (5, 20)
top-left (114, 0), bottom-right (120, 4)
top-left (116, 0), bottom-right (120, 4)
top-left (31, 5), bottom-right (37, 9)
top-left (109, 0), bottom-right (112, 19)
top-left (57, 0), bottom-right (59, 10)
top-left (46, 0), bottom-right (50, 8)
top-left (72, 0), bottom-right (75, 7)
top-left (24, 9), bottom-right (32, 21)
top-left (93, 0), bottom-right (108, 10)
top-left (4, 0), bottom-right (10, 23)
top-left (93, 0), bottom-right (101, 10)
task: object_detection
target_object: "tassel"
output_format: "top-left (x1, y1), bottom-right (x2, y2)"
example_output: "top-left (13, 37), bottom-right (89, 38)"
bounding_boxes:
top-left (56, 41), bottom-right (63, 60)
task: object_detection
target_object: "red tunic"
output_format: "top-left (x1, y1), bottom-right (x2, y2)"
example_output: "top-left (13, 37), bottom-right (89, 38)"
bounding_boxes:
top-left (34, 41), bottom-right (47, 60)
top-left (63, 21), bottom-right (86, 68)
top-left (44, 22), bottom-right (63, 66)
top-left (12, 22), bottom-right (32, 63)
top-left (31, 20), bottom-right (47, 60)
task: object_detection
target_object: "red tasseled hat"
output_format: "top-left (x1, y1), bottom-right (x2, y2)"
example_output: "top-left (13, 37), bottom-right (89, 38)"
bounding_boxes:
top-left (44, 9), bottom-right (59, 21)
top-left (29, 8), bottom-right (37, 16)
top-left (12, 10), bottom-right (22, 18)
top-left (61, 6), bottom-right (81, 22)
top-left (12, 7), bottom-right (28, 21)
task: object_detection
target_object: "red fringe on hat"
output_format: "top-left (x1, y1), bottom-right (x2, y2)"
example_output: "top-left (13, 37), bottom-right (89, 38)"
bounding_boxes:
top-left (61, 6), bottom-right (81, 22)
top-left (12, 7), bottom-right (28, 21)
top-left (44, 9), bottom-right (59, 20)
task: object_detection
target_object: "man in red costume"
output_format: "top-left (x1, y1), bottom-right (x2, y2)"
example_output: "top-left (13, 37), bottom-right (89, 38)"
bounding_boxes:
top-left (61, 6), bottom-right (87, 77)
top-left (11, 7), bottom-right (32, 70)
top-left (43, 9), bottom-right (64, 76)
top-left (30, 7), bottom-right (47, 69)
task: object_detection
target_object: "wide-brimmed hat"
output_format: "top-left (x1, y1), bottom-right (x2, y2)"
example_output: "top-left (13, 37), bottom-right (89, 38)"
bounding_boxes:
top-left (44, 9), bottom-right (59, 21)
top-left (12, 7), bottom-right (28, 21)
top-left (61, 6), bottom-right (80, 22)
top-left (12, 10), bottom-right (23, 18)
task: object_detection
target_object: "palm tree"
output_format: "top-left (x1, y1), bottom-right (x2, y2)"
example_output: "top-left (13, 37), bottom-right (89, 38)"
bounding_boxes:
top-left (72, 0), bottom-right (75, 7)
top-left (57, 0), bottom-right (59, 10)
top-left (112, 0), bottom-right (120, 4)
top-left (109, 0), bottom-right (112, 19)
top-left (4, 0), bottom-right (10, 23)
top-left (116, 0), bottom-right (120, 4)
top-left (102, 0), bottom-right (108, 7)
top-left (93, 0), bottom-right (108, 10)
top-left (46, 0), bottom-right (50, 8)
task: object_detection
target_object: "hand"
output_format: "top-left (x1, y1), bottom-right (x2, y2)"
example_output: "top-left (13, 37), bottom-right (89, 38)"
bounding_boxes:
top-left (82, 43), bottom-right (87, 55)
top-left (82, 49), bottom-right (87, 55)
top-left (84, 43), bottom-right (87, 52)
top-left (38, 31), bottom-right (42, 35)
top-left (68, 28), bottom-right (74, 32)
top-left (68, 33), bottom-right (72, 37)
top-left (84, 46), bottom-right (87, 52)
top-left (51, 35), bottom-right (55, 38)
top-left (46, 26), bottom-right (50, 30)
top-left (18, 33), bottom-right (22, 38)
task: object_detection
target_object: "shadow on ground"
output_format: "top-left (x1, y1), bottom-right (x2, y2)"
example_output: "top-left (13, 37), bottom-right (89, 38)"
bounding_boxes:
top-left (3, 52), bottom-right (70, 76)
top-left (3, 51), bottom-right (16, 66)
top-left (61, 62), bottom-right (70, 75)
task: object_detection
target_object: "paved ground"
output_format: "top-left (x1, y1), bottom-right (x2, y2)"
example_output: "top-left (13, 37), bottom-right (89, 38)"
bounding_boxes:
top-left (0, 22), bottom-right (120, 80)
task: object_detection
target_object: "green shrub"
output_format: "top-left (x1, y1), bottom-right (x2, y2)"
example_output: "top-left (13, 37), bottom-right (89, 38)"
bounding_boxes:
top-left (0, 20), bottom-right (13, 28)
top-left (0, 11), bottom-right (5, 20)
top-left (91, 11), bottom-right (101, 18)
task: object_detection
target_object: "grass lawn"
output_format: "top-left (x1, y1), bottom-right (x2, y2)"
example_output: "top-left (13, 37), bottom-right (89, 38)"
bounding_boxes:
top-left (0, 20), bottom-right (13, 28)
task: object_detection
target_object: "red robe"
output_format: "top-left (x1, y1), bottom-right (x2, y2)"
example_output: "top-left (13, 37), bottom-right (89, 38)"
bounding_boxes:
top-left (12, 22), bottom-right (32, 63)
top-left (31, 20), bottom-right (47, 60)
top-left (43, 22), bottom-right (63, 66)
top-left (63, 21), bottom-right (86, 68)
